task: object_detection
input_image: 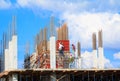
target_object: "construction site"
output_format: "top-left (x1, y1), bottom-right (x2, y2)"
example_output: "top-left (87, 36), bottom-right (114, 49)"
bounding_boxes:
top-left (0, 16), bottom-right (120, 81)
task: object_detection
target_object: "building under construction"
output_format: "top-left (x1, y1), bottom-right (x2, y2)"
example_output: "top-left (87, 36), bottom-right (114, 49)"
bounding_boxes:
top-left (0, 16), bottom-right (120, 81)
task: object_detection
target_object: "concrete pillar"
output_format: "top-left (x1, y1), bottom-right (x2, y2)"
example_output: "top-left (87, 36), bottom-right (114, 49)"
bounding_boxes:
top-left (0, 78), bottom-right (4, 81)
top-left (92, 33), bottom-right (96, 50)
top-left (4, 49), bottom-right (9, 71)
top-left (92, 50), bottom-right (97, 69)
top-left (98, 30), bottom-right (103, 48)
top-left (50, 36), bottom-right (56, 69)
top-left (51, 73), bottom-right (56, 81)
top-left (11, 74), bottom-right (18, 81)
top-left (77, 42), bottom-right (81, 69)
top-left (98, 30), bottom-right (104, 69)
top-left (75, 48), bottom-right (78, 58)
top-left (9, 75), bottom-right (12, 81)
top-left (78, 57), bottom-right (81, 69)
top-left (81, 57), bottom-right (84, 69)
top-left (12, 35), bottom-right (17, 69)
top-left (98, 47), bottom-right (104, 69)
top-left (74, 42), bottom-right (82, 69)
top-left (8, 41), bottom-right (13, 70)
top-left (92, 33), bottom-right (97, 69)
top-left (75, 48), bottom-right (78, 68)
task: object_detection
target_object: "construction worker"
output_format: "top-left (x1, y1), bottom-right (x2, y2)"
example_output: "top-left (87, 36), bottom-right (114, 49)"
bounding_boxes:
top-left (72, 44), bottom-right (76, 52)
top-left (58, 42), bottom-right (64, 56)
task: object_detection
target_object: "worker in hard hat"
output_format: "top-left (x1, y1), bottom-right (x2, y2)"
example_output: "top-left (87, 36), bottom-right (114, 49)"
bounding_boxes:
top-left (58, 42), bottom-right (64, 57)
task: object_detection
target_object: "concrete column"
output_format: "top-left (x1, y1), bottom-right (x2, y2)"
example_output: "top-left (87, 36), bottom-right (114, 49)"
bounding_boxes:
top-left (11, 74), bottom-right (18, 81)
top-left (4, 49), bottom-right (9, 71)
top-left (92, 50), bottom-right (97, 69)
top-left (51, 73), bottom-right (56, 81)
top-left (75, 48), bottom-right (78, 58)
top-left (9, 75), bottom-right (12, 81)
top-left (9, 41), bottom-right (13, 70)
top-left (98, 30), bottom-right (104, 69)
top-left (98, 47), bottom-right (104, 69)
top-left (75, 48), bottom-right (78, 68)
top-left (0, 78), bottom-right (5, 81)
top-left (81, 57), bottom-right (84, 69)
top-left (78, 57), bottom-right (81, 69)
top-left (12, 35), bottom-right (17, 69)
top-left (50, 36), bottom-right (56, 69)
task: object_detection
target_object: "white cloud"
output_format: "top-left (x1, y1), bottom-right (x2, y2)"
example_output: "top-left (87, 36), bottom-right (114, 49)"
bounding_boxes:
top-left (16, 0), bottom-right (120, 13)
top-left (113, 52), bottom-right (120, 60)
top-left (60, 12), bottom-right (120, 49)
top-left (16, 0), bottom-right (81, 12)
top-left (81, 51), bottom-right (113, 69)
top-left (15, 0), bottom-right (120, 50)
top-left (104, 57), bottom-right (113, 68)
top-left (0, 0), bottom-right (11, 9)
top-left (81, 51), bottom-right (93, 68)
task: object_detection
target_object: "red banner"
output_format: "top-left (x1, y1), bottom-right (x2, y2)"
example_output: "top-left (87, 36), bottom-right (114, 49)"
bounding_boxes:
top-left (56, 40), bottom-right (70, 51)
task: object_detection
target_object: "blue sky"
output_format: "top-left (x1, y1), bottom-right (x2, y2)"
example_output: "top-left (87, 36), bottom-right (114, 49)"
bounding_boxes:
top-left (0, 0), bottom-right (120, 68)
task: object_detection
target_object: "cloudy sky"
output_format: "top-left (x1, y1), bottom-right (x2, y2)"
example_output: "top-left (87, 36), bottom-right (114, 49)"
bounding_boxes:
top-left (0, 0), bottom-right (120, 68)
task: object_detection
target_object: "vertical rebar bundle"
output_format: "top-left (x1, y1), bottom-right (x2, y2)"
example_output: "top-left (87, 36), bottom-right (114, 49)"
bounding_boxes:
top-left (0, 15), bottom-right (17, 72)
top-left (8, 23), bottom-right (12, 41)
top-left (92, 33), bottom-right (96, 50)
top-left (77, 42), bottom-right (81, 58)
top-left (12, 16), bottom-right (16, 36)
top-left (43, 27), bottom-right (47, 51)
top-left (57, 23), bottom-right (68, 40)
top-left (98, 30), bottom-right (103, 47)
top-left (50, 16), bottom-right (54, 36)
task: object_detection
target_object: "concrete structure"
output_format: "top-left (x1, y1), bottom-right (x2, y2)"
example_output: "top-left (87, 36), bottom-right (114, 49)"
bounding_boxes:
top-left (50, 36), bottom-right (56, 69)
top-left (0, 69), bottom-right (120, 81)
top-left (12, 36), bottom-right (17, 69)
top-left (92, 33), bottom-right (97, 69)
top-left (77, 42), bottom-right (81, 69)
top-left (4, 49), bottom-right (9, 71)
top-left (8, 41), bottom-right (13, 70)
top-left (8, 74), bottom-right (18, 81)
top-left (7, 16), bottom-right (17, 70)
top-left (98, 30), bottom-right (104, 69)
top-left (0, 16), bottom-right (18, 72)
top-left (98, 47), bottom-right (104, 69)
top-left (74, 42), bottom-right (82, 69)
top-left (92, 50), bottom-right (97, 68)
top-left (0, 16), bottom-right (118, 81)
